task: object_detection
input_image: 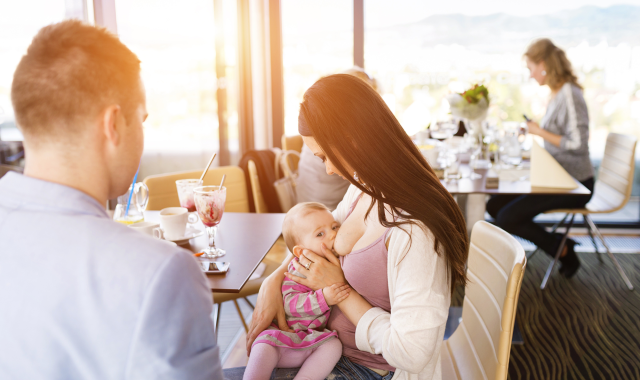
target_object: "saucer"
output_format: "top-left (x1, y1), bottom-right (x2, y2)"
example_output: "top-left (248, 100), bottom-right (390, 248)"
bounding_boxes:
top-left (163, 226), bottom-right (204, 245)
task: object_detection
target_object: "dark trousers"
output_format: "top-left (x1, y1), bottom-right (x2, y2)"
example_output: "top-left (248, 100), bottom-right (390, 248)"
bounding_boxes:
top-left (486, 178), bottom-right (594, 256)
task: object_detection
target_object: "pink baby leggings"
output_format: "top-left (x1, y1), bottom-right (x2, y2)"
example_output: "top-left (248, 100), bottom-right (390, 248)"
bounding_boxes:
top-left (243, 338), bottom-right (342, 380)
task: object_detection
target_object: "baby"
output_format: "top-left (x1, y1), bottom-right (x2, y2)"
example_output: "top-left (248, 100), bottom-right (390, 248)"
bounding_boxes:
top-left (244, 202), bottom-right (349, 380)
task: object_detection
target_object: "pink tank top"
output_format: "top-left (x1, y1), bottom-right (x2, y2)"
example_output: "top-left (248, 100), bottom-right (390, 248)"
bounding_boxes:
top-left (327, 195), bottom-right (395, 372)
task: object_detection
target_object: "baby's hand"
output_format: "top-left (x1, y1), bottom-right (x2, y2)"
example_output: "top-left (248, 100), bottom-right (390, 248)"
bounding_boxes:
top-left (323, 283), bottom-right (351, 306)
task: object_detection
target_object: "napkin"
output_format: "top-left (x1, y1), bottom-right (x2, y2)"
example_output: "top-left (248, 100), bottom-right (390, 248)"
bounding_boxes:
top-left (530, 141), bottom-right (578, 189)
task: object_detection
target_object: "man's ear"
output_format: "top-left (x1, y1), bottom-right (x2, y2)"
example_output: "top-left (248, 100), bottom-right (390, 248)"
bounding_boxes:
top-left (292, 246), bottom-right (304, 259)
top-left (102, 104), bottom-right (122, 147)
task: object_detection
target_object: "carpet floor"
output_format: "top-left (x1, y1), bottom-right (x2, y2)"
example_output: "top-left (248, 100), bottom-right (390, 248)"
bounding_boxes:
top-left (452, 250), bottom-right (640, 380)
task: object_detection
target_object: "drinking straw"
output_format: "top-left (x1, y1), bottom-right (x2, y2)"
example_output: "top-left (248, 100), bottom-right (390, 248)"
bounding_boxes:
top-left (200, 153), bottom-right (217, 182)
top-left (124, 168), bottom-right (139, 220)
top-left (219, 174), bottom-right (226, 188)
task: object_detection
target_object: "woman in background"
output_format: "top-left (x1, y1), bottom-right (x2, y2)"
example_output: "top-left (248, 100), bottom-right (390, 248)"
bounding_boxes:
top-left (295, 67), bottom-right (379, 210)
top-left (487, 38), bottom-right (594, 278)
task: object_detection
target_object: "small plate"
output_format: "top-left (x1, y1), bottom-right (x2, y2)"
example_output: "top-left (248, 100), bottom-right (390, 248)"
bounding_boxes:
top-left (164, 226), bottom-right (204, 245)
top-left (200, 261), bottom-right (230, 274)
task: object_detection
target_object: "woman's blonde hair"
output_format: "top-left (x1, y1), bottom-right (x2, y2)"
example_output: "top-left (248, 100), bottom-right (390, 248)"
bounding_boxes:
top-left (525, 38), bottom-right (582, 90)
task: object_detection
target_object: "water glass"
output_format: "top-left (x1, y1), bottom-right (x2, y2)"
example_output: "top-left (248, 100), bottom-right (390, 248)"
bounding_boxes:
top-left (194, 186), bottom-right (226, 258)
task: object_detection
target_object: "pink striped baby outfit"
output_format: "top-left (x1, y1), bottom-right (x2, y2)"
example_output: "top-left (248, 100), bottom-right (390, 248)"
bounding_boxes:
top-left (252, 259), bottom-right (338, 349)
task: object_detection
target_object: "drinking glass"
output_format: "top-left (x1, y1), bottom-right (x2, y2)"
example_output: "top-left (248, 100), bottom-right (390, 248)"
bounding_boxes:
top-left (113, 182), bottom-right (149, 224)
top-left (176, 179), bottom-right (203, 212)
top-left (193, 186), bottom-right (226, 258)
top-left (430, 120), bottom-right (459, 141)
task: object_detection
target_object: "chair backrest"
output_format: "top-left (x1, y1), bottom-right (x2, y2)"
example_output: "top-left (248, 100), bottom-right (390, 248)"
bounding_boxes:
top-left (281, 134), bottom-right (303, 172)
top-left (248, 160), bottom-right (268, 213)
top-left (446, 221), bottom-right (526, 380)
top-left (587, 133), bottom-right (637, 214)
top-left (143, 166), bottom-right (249, 212)
top-left (0, 164), bottom-right (24, 179)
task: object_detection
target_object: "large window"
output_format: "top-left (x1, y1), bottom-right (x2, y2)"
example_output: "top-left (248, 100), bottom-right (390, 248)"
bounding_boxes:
top-left (364, 0), bottom-right (640, 225)
top-left (0, 0), bottom-right (67, 141)
top-left (281, 0), bottom-right (353, 135)
top-left (116, 0), bottom-right (239, 178)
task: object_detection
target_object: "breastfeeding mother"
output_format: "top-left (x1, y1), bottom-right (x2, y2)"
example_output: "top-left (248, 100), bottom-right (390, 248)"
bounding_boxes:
top-left (247, 75), bottom-right (468, 379)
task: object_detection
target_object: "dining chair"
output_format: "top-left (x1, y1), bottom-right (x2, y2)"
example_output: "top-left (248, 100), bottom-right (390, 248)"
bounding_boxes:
top-left (0, 164), bottom-right (24, 179)
top-left (281, 134), bottom-right (303, 171)
top-left (143, 166), bottom-right (249, 212)
top-left (441, 221), bottom-right (526, 380)
top-left (535, 133), bottom-right (636, 290)
top-left (248, 160), bottom-right (269, 214)
top-left (143, 166), bottom-right (283, 334)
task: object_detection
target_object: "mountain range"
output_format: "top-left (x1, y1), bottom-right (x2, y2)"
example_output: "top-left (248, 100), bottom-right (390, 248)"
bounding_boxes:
top-left (370, 5), bottom-right (640, 52)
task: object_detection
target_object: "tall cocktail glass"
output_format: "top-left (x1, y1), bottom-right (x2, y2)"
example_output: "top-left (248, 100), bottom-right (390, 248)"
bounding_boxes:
top-left (176, 179), bottom-right (203, 212)
top-left (193, 186), bottom-right (226, 258)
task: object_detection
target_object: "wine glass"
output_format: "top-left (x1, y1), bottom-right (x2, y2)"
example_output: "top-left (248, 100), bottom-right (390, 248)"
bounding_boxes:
top-left (193, 186), bottom-right (226, 258)
top-left (176, 179), bottom-right (203, 212)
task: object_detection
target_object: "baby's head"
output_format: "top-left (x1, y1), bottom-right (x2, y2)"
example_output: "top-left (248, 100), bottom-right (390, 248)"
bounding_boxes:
top-left (282, 202), bottom-right (340, 260)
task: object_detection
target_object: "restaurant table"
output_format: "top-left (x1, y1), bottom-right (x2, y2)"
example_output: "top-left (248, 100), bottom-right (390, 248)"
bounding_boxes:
top-left (439, 163), bottom-right (591, 233)
top-left (440, 163), bottom-right (591, 195)
top-left (145, 211), bottom-right (285, 293)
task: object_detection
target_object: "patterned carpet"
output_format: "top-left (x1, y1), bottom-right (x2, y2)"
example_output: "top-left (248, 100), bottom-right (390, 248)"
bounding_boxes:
top-left (452, 250), bottom-right (640, 380)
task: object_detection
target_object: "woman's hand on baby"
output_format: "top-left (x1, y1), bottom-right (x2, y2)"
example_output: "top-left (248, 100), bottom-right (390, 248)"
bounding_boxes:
top-left (323, 283), bottom-right (351, 306)
top-left (287, 244), bottom-right (346, 291)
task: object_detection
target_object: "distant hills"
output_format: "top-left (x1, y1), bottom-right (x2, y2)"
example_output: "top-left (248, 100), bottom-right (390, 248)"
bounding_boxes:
top-left (369, 5), bottom-right (640, 52)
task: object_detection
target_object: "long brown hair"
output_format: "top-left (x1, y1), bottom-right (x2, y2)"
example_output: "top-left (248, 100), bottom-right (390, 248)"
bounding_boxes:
top-left (525, 38), bottom-right (582, 91)
top-left (300, 74), bottom-right (468, 290)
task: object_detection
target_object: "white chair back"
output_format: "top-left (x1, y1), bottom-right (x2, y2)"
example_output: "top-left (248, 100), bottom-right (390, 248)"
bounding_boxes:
top-left (587, 133), bottom-right (637, 213)
top-left (442, 221), bottom-right (526, 380)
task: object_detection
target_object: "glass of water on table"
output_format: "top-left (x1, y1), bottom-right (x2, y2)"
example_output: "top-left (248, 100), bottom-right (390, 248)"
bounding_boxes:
top-left (193, 186), bottom-right (226, 258)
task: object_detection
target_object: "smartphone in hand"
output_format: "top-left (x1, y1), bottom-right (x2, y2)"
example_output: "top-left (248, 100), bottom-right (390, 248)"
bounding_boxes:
top-left (523, 114), bottom-right (531, 122)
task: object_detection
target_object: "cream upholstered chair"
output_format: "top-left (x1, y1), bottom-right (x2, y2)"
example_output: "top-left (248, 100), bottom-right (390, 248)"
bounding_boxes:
top-left (537, 133), bottom-right (636, 290)
top-left (281, 134), bottom-right (303, 172)
top-left (441, 221), bottom-right (526, 380)
top-left (143, 166), bottom-right (249, 212)
top-left (248, 160), bottom-right (269, 214)
top-left (143, 165), bottom-right (283, 333)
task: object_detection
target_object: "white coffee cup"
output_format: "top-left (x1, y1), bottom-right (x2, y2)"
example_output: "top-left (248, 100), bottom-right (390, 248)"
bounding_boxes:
top-left (154, 207), bottom-right (199, 241)
top-left (128, 221), bottom-right (160, 236)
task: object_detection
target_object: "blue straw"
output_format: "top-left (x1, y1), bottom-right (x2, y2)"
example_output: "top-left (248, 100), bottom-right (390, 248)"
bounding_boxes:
top-left (124, 168), bottom-right (140, 220)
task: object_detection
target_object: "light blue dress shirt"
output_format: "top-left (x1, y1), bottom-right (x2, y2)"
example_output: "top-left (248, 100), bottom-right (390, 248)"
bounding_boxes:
top-left (0, 172), bottom-right (223, 379)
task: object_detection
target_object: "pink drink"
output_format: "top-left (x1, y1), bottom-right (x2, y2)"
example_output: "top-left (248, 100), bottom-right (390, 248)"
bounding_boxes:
top-left (176, 179), bottom-right (202, 212)
top-left (195, 191), bottom-right (225, 227)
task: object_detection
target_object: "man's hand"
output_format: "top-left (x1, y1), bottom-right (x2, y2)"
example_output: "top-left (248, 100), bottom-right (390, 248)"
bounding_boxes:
top-left (322, 283), bottom-right (351, 306)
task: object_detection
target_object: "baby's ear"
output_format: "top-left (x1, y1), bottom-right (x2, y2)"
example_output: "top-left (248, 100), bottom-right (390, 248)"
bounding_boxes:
top-left (292, 246), bottom-right (304, 259)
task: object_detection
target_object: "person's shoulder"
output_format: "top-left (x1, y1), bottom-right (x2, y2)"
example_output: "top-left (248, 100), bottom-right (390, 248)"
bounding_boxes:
top-left (97, 219), bottom-right (194, 273)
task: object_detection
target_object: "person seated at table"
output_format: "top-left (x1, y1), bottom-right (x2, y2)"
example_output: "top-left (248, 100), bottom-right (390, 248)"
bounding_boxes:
top-left (224, 74), bottom-right (469, 380)
top-left (244, 202), bottom-right (349, 380)
top-left (295, 67), bottom-right (379, 210)
top-left (0, 21), bottom-right (223, 378)
top-left (487, 38), bottom-right (594, 278)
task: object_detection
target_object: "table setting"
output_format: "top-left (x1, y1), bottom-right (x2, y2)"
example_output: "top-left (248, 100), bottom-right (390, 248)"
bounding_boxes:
top-left (110, 152), bottom-right (285, 293)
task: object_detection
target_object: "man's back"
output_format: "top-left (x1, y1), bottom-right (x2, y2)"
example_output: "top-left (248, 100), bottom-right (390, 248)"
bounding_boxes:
top-left (0, 173), bottom-right (222, 379)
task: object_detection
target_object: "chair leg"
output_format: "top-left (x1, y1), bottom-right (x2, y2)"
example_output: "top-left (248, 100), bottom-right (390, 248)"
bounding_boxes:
top-left (541, 213), bottom-right (575, 290)
top-left (233, 299), bottom-right (250, 332)
top-left (530, 213), bottom-right (570, 260)
top-left (214, 303), bottom-right (221, 341)
top-left (584, 214), bottom-right (603, 263)
top-left (584, 215), bottom-right (634, 291)
top-left (243, 297), bottom-right (255, 309)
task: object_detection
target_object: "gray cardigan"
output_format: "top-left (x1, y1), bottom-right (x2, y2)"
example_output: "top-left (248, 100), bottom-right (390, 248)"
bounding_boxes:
top-left (540, 82), bottom-right (594, 181)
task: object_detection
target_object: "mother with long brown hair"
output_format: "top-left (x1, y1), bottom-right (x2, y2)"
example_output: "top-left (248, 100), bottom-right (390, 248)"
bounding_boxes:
top-left (242, 74), bottom-right (469, 379)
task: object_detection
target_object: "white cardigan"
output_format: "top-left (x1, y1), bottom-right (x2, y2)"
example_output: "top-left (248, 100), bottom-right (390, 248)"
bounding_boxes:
top-left (332, 185), bottom-right (450, 380)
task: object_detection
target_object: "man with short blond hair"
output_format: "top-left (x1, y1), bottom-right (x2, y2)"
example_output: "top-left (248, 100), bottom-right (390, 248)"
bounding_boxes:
top-left (0, 20), bottom-right (223, 379)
